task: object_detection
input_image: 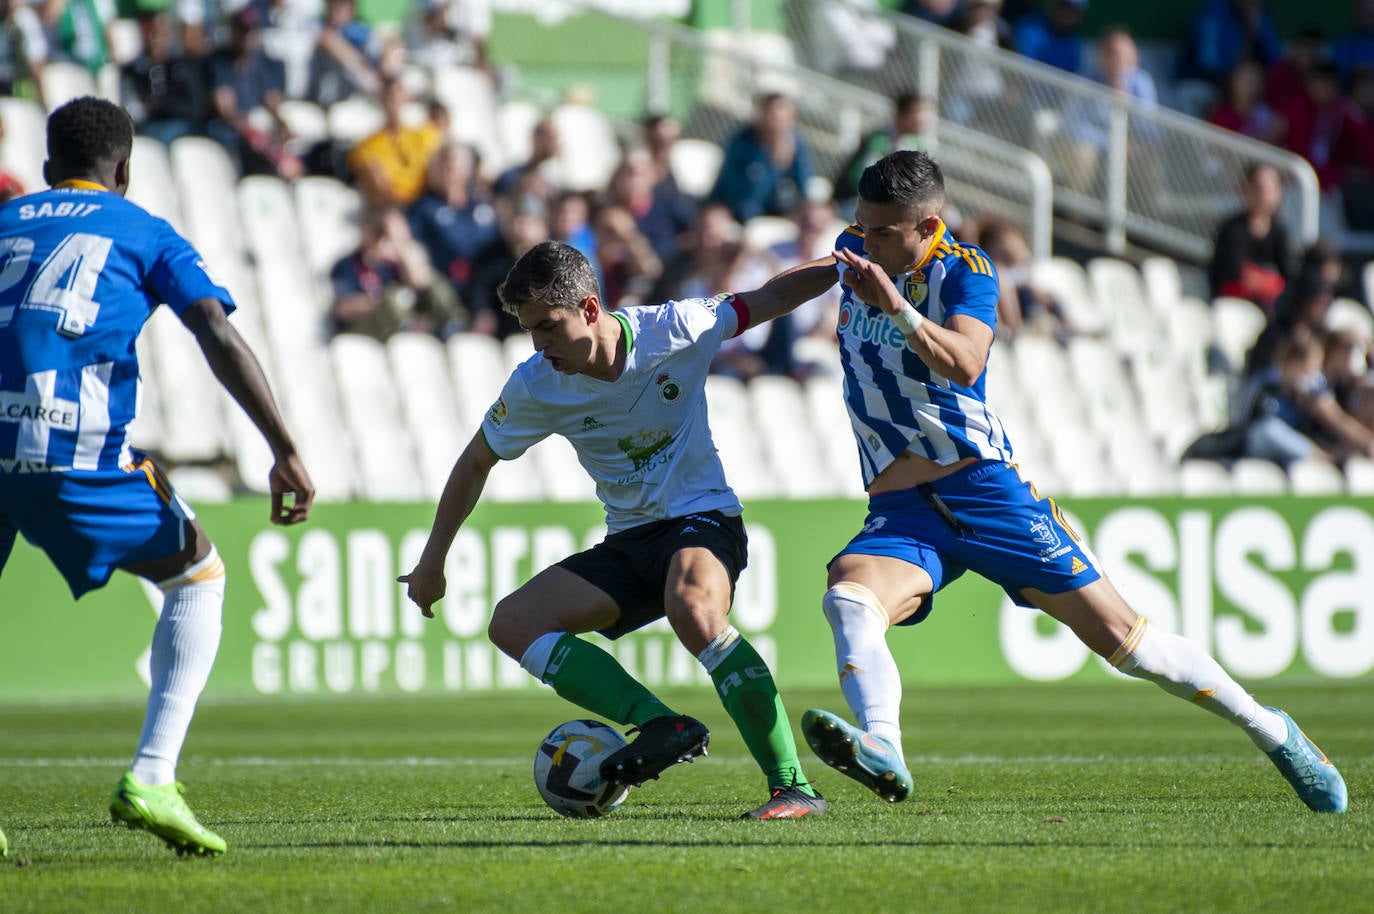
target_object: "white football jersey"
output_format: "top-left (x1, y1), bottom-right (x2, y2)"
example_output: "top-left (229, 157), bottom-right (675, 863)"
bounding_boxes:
top-left (482, 297), bottom-right (747, 533)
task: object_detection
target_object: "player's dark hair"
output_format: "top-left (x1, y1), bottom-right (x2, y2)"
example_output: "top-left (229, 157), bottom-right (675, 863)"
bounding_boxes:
top-left (498, 240), bottom-right (600, 318)
top-left (858, 149), bottom-right (945, 218)
top-left (47, 97), bottom-right (133, 174)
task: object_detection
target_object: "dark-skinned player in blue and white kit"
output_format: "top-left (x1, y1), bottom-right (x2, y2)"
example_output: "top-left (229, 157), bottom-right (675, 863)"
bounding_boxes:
top-left (0, 97), bottom-right (315, 856)
top-left (800, 150), bottom-right (1347, 815)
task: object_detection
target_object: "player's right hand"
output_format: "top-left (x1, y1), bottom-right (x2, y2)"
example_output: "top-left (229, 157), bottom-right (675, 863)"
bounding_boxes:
top-left (269, 454), bottom-right (314, 525)
top-left (398, 562), bottom-right (445, 618)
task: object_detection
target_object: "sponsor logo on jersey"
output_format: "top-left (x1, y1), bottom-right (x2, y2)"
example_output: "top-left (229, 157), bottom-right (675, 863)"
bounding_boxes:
top-left (0, 391), bottom-right (78, 431)
top-left (615, 423), bottom-right (673, 472)
top-left (706, 293), bottom-right (732, 313)
top-left (838, 300), bottom-right (909, 349)
top-left (581, 416), bottom-right (606, 431)
top-left (656, 372), bottom-right (683, 404)
top-left (487, 396), bottom-right (507, 427)
top-left (1070, 556), bottom-right (1088, 574)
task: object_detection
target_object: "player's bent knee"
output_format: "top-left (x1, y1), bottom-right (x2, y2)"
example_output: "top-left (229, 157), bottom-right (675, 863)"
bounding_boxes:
top-left (822, 582), bottom-right (890, 631)
top-left (487, 596), bottom-right (547, 659)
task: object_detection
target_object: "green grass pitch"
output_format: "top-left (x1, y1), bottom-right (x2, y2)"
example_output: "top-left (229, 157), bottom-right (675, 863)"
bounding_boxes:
top-left (2, 681), bottom-right (1370, 914)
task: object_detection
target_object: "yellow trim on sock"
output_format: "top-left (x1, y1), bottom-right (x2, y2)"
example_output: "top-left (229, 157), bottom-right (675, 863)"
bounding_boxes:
top-left (1190, 687), bottom-right (1218, 704)
top-left (1107, 616), bottom-right (1149, 668)
top-left (829, 581), bottom-right (891, 625)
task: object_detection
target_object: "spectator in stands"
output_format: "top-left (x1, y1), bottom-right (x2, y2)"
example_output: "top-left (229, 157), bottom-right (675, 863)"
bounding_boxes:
top-left (465, 191), bottom-right (551, 338)
top-left (1280, 61), bottom-right (1366, 190)
top-left (1332, 0), bottom-right (1374, 82)
top-left (1013, 0), bottom-right (1085, 75)
top-left (329, 204), bottom-right (464, 342)
top-left (1209, 162), bottom-right (1295, 318)
top-left (1, 0), bottom-right (49, 105)
top-left (1208, 59), bottom-right (1285, 144)
top-left (978, 217), bottom-right (1071, 342)
top-left (551, 190), bottom-right (599, 276)
top-left (601, 146), bottom-right (694, 265)
top-left (1239, 333), bottom-right (1374, 467)
top-left (590, 201), bottom-right (662, 310)
top-left (41, 0), bottom-right (114, 76)
top-left (209, 5), bottom-right (304, 179)
top-left (347, 76), bottom-right (443, 207)
top-left (1322, 326), bottom-right (1374, 430)
top-left (121, 11), bottom-right (212, 148)
top-left (708, 93), bottom-right (814, 224)
top-left (493, 114), bottom-right (561, 207)
top-left (1180, 0), bottom-right (1283, 88)
top-left (307, 0), bottom-right (402, 108)
top-left (1244, 273), bottom-right (1334, 375)
top-left (407, 142), bottom-right (499, 306)
top-left (1338, 65), bottom-right (1374, 230)
top-left (901, 0), bottom-right (963, 29)
top-left (254, 0), bottom-right (327, 101)
top-left (404, 0), bottom-right (493, 74)
top-left (1265, 28), bottom-right (1328, 112)
top-left (835, 93), bottom-right (934, 212)
top-left (1059, 27), bottom-right (1159, 196)
top-left (635, 114), bottom-right (698, 249)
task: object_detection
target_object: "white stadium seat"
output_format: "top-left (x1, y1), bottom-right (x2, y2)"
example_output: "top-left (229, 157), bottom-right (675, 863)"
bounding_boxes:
top-left (1028, 256), bottom-right (1107, 335)
top-left (293, 176), bottom-right (362, 290)
top-left (1325, 297), bottom-right (1374, 340)
top-left (1210, 296), bottom-right (1267, 375)
top-left (447, 332), bottom-right (508, 429)
top-left (1087, 257), bottom-right (1160, 350)
top-left (705, 375), bottom-right (778, 499)
top-left (1230, 457), bottom-right (1289, 495)
top-left (1344, 456), bottom-right (1374, 495)
top-left (330, 334), bottom-right (425, 502)
top-left (1286, 458), bottom-right (1346, 495)
top-left (1139, 256), bottom-right (1183, 320)
top-left (669, 138), bottom-right (725, 199)
top-left (170, 136), bottom-right (246, 262)
top-left (127, 137), bottom-right (184, 229)
top-left (143, 308), bottom-right (228, 462)
top-left (0, 97), bottom-right (48, 193)
top-left (1179, 459), bottom-right (1233, 496)
top-left (387, 333), bottom-right (468, 499)
top-left (747, 375), bottom-right (836, 498)
top-left (551, 102), bottom-right (622, 193)
top-left (39, 61), bottom-right (99, 111)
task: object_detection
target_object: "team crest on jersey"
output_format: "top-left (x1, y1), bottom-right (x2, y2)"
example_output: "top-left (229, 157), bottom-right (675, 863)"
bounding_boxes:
top-left (903, 274), bottom-right (928, 308)
top-left (1030, 513), bottom-right (1071, 561)
top-left (656, 372), bottom-right (683, 404)
top-left (487, 396), bottom-right (508, 427)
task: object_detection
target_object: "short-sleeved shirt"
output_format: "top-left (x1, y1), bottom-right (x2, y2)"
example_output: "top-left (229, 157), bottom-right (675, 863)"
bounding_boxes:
top-left (0, 182), bottom-right (234, 471)
top-left (833, 220), bottom-right (1013, 486)
top-left (482, 297), bottom-right (749, 533)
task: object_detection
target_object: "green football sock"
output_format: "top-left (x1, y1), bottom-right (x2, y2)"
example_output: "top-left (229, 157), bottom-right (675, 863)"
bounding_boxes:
top-left (708, 635), bottom-right (817, 797)
top-left (540, 634), bottom-right (670, 728)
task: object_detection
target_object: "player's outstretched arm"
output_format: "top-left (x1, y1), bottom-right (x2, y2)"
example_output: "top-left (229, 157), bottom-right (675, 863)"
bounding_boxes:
top-left (735, 254), bottom-right (839, 327)
top-left (181, 298), bottom-right (314, 525)
top-left (398, 430), bottom-right (500, 618)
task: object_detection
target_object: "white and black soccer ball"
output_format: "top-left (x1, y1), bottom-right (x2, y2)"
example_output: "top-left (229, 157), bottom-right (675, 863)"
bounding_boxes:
top-left (533, 719), bottom-right (632, 818)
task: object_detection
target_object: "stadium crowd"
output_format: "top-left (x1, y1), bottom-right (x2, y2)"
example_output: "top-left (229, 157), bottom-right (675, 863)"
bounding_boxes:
top-left (2, 0), bottom-right (1374, 479)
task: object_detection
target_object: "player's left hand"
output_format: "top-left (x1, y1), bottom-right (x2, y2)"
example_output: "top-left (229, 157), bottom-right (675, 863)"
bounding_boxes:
top-left (836, 247), bottom-right (903, 315)
top-left (269, 453), bottom-right (314, 525)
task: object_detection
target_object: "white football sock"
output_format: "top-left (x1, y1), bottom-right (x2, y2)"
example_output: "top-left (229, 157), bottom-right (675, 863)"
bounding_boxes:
top-left (1109, 616), bottom-right (1288, 751)
top-left (130, 548), bottom-right (226, 786)
top-left (822, 583), bottom-right (904, 750)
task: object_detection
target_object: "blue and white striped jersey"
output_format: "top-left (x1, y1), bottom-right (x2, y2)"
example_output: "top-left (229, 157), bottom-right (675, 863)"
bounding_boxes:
top-left (0, 181), bottom-right (234, 471)
top-left (834, 220), bottom-right (1014, 486)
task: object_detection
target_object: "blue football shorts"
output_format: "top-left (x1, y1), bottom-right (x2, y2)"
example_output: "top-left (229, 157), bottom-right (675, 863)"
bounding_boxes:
top-left (0, 452), bottom-right (194, 598)
top-left (831, 459), bottom-right (1101, 624)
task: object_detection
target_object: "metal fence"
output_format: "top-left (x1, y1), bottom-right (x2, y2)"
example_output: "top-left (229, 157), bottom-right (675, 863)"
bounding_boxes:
top-left (497, 6), bottom-right (1054, 256)
top-left (777, 3), bottom-right (1319, 263)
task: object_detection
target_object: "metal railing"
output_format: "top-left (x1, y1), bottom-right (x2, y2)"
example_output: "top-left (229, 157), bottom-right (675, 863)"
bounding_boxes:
top-left (778, 4), bottom-right (1319, 263)
top-left (499, 6), bottom-right (1054, 256)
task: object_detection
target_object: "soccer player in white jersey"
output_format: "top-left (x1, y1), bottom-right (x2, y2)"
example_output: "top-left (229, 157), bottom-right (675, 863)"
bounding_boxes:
top-left (0, 98), bottom-right (315, 856)
top-left (800, 150), bottom-right (1347, 814)
top-left (401, 240), bottom-right (838, 818)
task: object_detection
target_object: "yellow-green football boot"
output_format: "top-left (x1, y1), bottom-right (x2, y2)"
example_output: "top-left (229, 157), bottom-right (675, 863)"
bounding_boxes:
top-left (109, 773), bottom-right (226, 856)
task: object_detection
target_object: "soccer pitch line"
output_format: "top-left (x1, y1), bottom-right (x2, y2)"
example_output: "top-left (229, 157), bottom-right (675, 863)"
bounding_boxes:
top-left (0, 752), bottom-right (1258, 768)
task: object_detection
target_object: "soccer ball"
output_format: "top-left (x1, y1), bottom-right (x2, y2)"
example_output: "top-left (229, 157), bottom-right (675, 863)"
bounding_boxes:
top-left (533, 719), bottom-right (632, 818)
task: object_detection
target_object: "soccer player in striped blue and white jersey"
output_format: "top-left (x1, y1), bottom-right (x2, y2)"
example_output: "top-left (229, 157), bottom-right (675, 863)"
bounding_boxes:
top-left (800, 150), bottom-right (1348, 814)
top-left (0, 97), bottom-right (315, 855)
